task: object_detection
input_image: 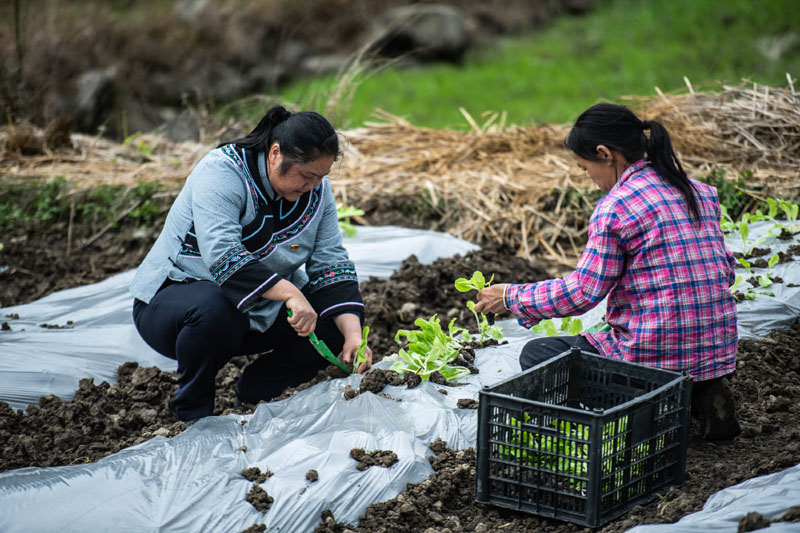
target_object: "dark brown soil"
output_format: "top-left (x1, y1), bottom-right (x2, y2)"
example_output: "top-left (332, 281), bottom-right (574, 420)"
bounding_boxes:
top-left (2, 220), bottom-right (800, 532)
top-left (246, 484), bottom-right (274, 514)
top-left (350, 448), bottom-right (400, 471)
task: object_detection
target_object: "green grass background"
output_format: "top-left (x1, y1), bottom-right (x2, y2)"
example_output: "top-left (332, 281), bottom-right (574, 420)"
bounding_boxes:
top-left (261, 0), bottom-right (800, 129)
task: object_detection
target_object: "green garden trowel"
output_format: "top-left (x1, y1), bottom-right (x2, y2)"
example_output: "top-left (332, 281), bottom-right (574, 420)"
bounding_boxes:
top-left (287, 309), bottom-right (351, 373)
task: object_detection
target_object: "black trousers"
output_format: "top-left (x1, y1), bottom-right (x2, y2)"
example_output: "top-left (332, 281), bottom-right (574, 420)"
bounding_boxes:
top-left (132, 279), bottom-right (346, 422)
top-left (519, 334), bottom-right (600, 370)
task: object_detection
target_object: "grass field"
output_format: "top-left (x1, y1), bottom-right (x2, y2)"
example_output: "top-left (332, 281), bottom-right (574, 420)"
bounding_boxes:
top-left (266, 0), bottom-right (800, 129)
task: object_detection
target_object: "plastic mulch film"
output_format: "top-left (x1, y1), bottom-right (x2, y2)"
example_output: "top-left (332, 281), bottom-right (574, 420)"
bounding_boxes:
top-left (0, 226), bottom-right (478, 410)
top-left (1, 224), bottom-right (799, 532)
top-left (722, 220), bottom-right (800, 339)
top-left (0, 320), bottom-right (530, 532)
top-left (626, 462), bottom-right (800, 533)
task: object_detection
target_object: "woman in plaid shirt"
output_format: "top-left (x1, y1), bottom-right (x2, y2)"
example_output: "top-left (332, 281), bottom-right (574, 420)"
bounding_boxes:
top-left (475, 103), bottom-right (740, 441)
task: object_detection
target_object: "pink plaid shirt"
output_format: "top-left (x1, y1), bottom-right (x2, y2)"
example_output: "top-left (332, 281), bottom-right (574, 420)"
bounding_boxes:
top-left (506, 159), bottom-right (737, 381)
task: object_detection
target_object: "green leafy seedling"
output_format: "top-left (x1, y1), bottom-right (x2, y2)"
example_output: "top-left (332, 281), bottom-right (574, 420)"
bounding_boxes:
top-left (757, 253), bottom-right (780, 288)
top-left (337, 203), bottom-right (365, 236)
top-left (454, 271), bottom-right (494, 293)
top-left (737, 257), bottom-right (752, 275)
top-left (354, 326), bottom-right (370, 371)
top-left (391, 315), bottom-right (471, 382)
top-left (776, 199), bottom-right (800, 234)
top-left (531, 319), bottom-right (559, 337)
top-left (560, 316), bottom-right (585, 336)
top-left (719, 204), bottom-right (736, 233)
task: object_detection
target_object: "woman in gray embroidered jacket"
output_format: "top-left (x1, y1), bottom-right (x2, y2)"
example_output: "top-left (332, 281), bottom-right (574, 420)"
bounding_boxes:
top-left (130, 106), bottom-right (371, 423)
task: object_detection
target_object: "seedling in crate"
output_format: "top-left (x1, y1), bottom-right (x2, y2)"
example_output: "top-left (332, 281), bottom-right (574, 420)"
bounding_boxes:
top-left (497, 413), bottom-right (657, 496)
top-left (530, 318), bottom-right (559, 337)
top-left (391, 315), bottom-right (471, 382)
top-left (560, 316), bottom-right (585, 336)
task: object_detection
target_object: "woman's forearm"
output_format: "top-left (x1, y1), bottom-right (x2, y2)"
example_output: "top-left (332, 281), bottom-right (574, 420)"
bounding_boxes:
top-left (333, 312), bottom-right (362, 339)
top-left (262, 279), bottom-right (304, 302)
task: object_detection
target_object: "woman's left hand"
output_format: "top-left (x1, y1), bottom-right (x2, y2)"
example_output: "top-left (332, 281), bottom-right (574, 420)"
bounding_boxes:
top-left (341, 335), bottom-right (372, 374)
top-left (474, 283), bottom-right (510, 315)
top-left (333, 313), bottom-right (372, 373)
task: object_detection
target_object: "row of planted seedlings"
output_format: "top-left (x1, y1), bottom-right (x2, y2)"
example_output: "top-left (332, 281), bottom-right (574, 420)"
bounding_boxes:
top-left (238, 269), bottom-right (505, 524)
top-left (721, 197), bottom-right (800, 301)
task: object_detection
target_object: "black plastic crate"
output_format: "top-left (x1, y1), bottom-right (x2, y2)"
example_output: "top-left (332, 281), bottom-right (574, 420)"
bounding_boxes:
top-left (475, 347), bottom-right (692, 527)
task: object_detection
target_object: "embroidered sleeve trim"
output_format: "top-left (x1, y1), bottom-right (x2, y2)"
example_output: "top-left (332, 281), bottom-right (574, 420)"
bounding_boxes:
top-left (319, 301), bottom-right (365, 318)
top-left (308, 261), bottom-right (359, 292)
top-left (211, 245), bottom-right (256, 284)
top-left (237, 273), bottom-right (279, 310)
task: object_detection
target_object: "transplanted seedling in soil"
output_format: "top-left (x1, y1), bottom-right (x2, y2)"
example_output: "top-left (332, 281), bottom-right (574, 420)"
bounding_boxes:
top-left (454, 270), bottom-right (504, 343)
top-left (390, 315), bottom-right (471, 382)
top-left (353, 325), bottom-right (370, 372)
top-left (336, 203), bottom-right (365, 236)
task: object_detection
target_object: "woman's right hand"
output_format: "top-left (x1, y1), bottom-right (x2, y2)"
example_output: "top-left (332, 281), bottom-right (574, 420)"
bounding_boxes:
top-left (286, 295), bottom-right (317, 337)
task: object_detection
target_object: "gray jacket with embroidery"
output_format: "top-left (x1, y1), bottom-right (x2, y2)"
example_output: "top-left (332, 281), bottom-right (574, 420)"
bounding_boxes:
top-left (130, 144), bottom-right (363, 332)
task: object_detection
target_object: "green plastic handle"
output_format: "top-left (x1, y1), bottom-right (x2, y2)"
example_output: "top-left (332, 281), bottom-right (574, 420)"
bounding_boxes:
top-left (287, 309), bottom-right (351, 373)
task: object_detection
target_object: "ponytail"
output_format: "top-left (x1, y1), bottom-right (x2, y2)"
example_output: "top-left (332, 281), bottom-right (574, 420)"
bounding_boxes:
top-left (567, 103), bottom-right (700, 222)
top-left (220, 105), bottom-right (341, 171)
top-left (642, 120), bottom-right (700, 221)
top-left (222, 106), bottom-right (293, 151)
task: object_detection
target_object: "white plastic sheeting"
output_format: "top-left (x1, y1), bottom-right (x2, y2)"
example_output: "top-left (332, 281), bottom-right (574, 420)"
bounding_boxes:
top-left (627, 463), bottom-right (800, 533)
top-left (0, 226), bottom-right (479, 410)
top-left (1, 223), bottom-right (799, 532)
top-left (0, 319), bottom-right (530, 532)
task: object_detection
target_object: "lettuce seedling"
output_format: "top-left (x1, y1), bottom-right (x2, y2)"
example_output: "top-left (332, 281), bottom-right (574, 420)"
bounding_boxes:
top-left (776, 199), bottom-right (800, 234)
top-left (455, 271), bottom-right (504, 343)
top-left (336, 203), bottom-right (365, 236)
top-left (354, 326), bottom-right (370, 371)
top-left (751, 197), bottom-right (779, 224)
top-left (737, 212), bottom-right (779, 255)
top-left (454, 271), bottom-right (494, 293)
top-left (719, 205), bottom-right (736, 234)
top-left (757, 253), bottom-right (780, 288)
top-left (530, 319), bottom-right (558, 337)
top-left (466, 300), bottom-right (504, 343)
top-left (560, 316), bottom-right (585, 336)
top-left (391, 315), bottom-right (471, 382)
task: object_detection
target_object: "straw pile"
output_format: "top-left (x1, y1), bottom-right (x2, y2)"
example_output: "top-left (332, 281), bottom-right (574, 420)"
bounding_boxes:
top-left (635, 76), bottom-right (800, 194)
top-left (2, 79), bottom-right (799, 269)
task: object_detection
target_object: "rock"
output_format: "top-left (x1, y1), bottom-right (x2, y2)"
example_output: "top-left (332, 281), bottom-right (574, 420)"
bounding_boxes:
top-left (367, 4), bottom-right (470, 63)
top-left (73, 69), bottom-right (116, 132)
top-left (162, 109), bottom-right (200, 143)
top-left (299, 54), bottom-right (352, 77)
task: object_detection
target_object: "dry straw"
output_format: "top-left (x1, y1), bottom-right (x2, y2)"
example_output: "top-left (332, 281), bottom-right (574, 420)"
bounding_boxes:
top-left (2, 79), bottom-right (799, 269)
